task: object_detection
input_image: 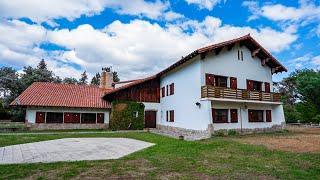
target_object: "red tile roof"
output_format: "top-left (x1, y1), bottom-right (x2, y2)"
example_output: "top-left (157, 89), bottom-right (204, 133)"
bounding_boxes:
top-left (11, 82), bottom-right (111, 109)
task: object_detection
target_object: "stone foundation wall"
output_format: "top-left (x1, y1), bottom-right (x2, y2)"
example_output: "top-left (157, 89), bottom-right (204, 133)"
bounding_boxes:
top-left (212, 124), bottom-right (285, 135)
top-left (153, 124), bottom-right (211, 141)
top-left (27, 123), bottom-right (108, 130)
top-left (153, 123), bottom-right (285, 141)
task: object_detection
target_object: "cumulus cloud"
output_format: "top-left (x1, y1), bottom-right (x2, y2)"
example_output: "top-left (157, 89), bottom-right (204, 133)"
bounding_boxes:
top-left (0, 0), bottom-right (177, 26)
top-left (243, 0), bottom-right (320, 35)
top-left (0, 16), bottom-right (297, 80)
top-left (185, 0), bottom-right (226, 10)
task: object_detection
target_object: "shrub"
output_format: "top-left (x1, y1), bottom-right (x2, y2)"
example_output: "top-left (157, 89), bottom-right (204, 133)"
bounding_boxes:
top-left (312, 115), bottom-right (320, 125)
top-left (227, 129), bottom-right (237, 136)
top-left (109, 101), bottom-right (145, 130)
top-left (214, 130), bottom-right (225, 137)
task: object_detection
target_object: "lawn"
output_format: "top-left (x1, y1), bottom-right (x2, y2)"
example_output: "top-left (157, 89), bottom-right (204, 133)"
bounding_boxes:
top-left (0, 130), bottom-right (319, 179)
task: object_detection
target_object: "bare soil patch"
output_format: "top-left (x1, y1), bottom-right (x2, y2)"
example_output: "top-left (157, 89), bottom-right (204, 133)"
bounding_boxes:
top-left (232, 126), bottom-right (320, 153)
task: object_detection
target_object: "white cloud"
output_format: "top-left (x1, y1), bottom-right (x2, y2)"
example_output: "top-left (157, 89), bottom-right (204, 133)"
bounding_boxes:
top-left (312, 55), bottom-right (320, 66)
top-left (288, 53), bottom-right (320, 70)
top-left (185, 0), bottom-right (226, 10)
top-left (243, 0), bottom-right (320, 34)
top-left (0, 17), bottom-right (297, 80)
top-left (0, 0), bottom-right (174, 26)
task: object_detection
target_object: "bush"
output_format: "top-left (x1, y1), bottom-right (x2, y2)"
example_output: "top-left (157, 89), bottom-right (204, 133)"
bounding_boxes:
top-left (227, 129), bottom-right (237, 136)
top-left (312, 115), bottom-right (320, 124)
top-left (296, 102), bottom-right (318, 123)
top-left (214, 130), bottom-right (226, 136)
top-left (10, 109), bottom-right (25, 122)
top-left (283, 105), bottom-right (300, 123)
top-left (109, 101), bottom-right (145, 130)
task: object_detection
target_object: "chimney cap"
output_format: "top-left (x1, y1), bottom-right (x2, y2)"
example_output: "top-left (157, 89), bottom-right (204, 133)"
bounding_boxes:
top-left (102, 66), bottom-right (112, 72)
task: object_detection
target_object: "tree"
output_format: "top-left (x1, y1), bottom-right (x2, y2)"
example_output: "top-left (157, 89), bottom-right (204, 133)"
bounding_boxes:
top-left (113, 71), bottom-right (120, 82)
top-left (78, 71), bottom-right (88, 85)
top-left (91, 73), bottom-right (101, 85)
top-left (37, 59), bottom-right (47, 70)
top-left (63, 77), bottom-right (78, 84)
top-left (295, 69), bottom-right (320, 112)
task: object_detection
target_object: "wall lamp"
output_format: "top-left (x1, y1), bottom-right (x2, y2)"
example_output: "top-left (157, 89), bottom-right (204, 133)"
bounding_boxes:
top-left (195, 102), bottom-right (201, 107)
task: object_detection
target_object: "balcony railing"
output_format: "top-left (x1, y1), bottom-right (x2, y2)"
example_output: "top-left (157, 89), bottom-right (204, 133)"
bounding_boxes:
top-left (201, 86), bottom-right (281, 102)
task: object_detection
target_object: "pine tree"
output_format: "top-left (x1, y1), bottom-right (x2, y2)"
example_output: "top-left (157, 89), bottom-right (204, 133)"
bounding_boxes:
top-left (90, 73), bottom-right (101, 85)
top-left (63, 77), bottom-right (78, 84)
top-left (113, 71), bottom-right (120, 82)
top-left (37, 59), bottom-right (47, 70)
top-left (78, 71), bottom-right (88, 85)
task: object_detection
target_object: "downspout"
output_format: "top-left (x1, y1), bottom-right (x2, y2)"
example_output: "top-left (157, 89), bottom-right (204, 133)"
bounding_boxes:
top-left (240, 104), bottom-right (243, 133)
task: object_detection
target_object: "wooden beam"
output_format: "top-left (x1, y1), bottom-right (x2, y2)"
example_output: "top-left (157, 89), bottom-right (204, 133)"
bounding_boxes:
top-left (200, 52), bottom-right (207, 60)
top-left (261, 58), bottom-right (270, 66)
top-left (215, 47), bottom-right (223, 55)
top-left (251, 48), bottom-right (260, 58)
top-left (227, 43), bottom-right (235, 51)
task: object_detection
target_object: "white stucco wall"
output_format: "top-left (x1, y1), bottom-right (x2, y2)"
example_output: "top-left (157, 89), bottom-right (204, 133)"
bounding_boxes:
top-left (159, 58), bottom-right (211, 130)
top-left (201, 43), bottom-right (273, 91)
top-left (25, 107), bottom-right (110, 124)
top-left (210, 101), bottom-right (284, 130)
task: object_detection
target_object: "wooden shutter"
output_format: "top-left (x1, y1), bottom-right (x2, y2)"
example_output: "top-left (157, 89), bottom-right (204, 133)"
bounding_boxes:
top-left (97, 113), bottom-right (104, 123)
top-left (265, 82), bottom-right (270, 93)
top-left (230, 109), bottom-right (238, 123)
top-left (170, 83), bottom-right (174, 95)
top-left (248, 110), bottom-right (253, 122)
top-left (36, 112), bottom-right (45, 123)
top-left (170, 110), bottom-right (174, 122)
top-left (166, 85), bottom-right (169, 96)
top-left (211, 108), bottom-right (216, 122)
top-left (266, 110), bottom-right (272, 122)
top-left (161, 87), bottom-right (165, 97)
top-left (205, 73), bottom-right (215, 86)
top-left (230, 77), bottom-right (237, 89)
top-left (166, 111), bottom-right (169, 122)
top-left (247, 80), bottom-right (253, 91)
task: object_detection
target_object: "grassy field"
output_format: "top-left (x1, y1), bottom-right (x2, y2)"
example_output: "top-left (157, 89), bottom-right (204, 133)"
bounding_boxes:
top-left (0, 130), bottom-right (319, 179)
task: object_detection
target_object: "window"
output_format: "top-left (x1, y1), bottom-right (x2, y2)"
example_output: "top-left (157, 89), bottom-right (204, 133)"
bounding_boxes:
top-left (46, 112), bottom-right (63, 123)
top-left (214, 76), bottom-right (227, 87)
top-left (230, 109), bottom-right (238, 123)
top-left (169, 83), bottom-right (174, 95)
top-left (133, 111), bottom-right (139, 118)
top-left (212, 109), bottom-right (228, 123)
top-left (248, 110), bottom-right (264, 122)
top-left (238, 50), bottom-right (244, 61)
top-left (161, 87), bottom-right (165, 97)
top-left (166, 85), bottom-right (169, 96)
top-left (81, 113), bottom-right (96, 124)
top-left (169, 110), bottom-right (174, 122)
top-left (64, 113), bottom-right (80, 123)
top-left (252, 81), bottom-right (262, 91)
top-left (247, 80), bottom-right (262, 91)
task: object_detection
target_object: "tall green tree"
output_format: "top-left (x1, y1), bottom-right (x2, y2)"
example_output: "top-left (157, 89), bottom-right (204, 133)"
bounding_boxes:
top-left (78, 71), bottom-right (88, 85)
top-left (295, 69), bottom-right (320, 112)
top-left (91, 73), bottom-right (101, 85)
top-left (113, 71), bottom-right (120, 82)
top-left (62, 77), bottom-right (78, 84)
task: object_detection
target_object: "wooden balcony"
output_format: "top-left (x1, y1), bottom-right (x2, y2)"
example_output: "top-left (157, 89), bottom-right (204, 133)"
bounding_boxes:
top-left (201, 86), bottom-right (281, 102)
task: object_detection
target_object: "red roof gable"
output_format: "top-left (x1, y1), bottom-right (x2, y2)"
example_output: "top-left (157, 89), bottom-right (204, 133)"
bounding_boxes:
top-left (11, 82), bottom-right (111, 109)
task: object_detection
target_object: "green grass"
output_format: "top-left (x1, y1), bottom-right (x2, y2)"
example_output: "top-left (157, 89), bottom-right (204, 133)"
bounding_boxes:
top-left (0, 132), bottom-right (319, 179)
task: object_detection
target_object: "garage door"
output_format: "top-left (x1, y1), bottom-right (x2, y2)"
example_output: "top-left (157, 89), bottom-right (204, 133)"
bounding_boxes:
top-left (144, 111), bottom-right (156, 128)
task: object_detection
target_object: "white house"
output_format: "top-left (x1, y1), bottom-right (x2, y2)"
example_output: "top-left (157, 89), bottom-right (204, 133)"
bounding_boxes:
top-left (12, 34), bottom-right (286, 138)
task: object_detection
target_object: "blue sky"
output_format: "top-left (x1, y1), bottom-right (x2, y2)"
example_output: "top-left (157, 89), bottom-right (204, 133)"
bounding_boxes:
top-left (0, 0), bottom-right (319, 81)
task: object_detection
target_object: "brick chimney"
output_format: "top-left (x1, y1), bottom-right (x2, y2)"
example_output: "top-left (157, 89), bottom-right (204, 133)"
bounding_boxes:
top-left (100, 67), bottom-right (113, 89)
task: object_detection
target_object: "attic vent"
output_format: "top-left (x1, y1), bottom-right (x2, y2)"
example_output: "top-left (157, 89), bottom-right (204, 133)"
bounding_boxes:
top-left (237, 50), bottom-right (244, 61)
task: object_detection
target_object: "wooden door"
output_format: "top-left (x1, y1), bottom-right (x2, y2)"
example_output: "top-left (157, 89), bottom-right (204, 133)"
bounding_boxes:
top-left (230, 77), bottom-right (237, 89)
top-left (36, 112), bottom-right (45, 123)
top-left (144, 111), bottom-right (156, 128)
top-left (265, 82), bottom-right (270, 93)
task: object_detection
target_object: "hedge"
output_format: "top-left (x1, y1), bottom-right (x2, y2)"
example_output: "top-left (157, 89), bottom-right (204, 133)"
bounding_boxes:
top-left (109, 101), bottom-right (145, 130)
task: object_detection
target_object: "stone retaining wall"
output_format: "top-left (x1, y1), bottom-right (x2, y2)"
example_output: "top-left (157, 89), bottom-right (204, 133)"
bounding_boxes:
top-left (152, 124), bottom-right (285, 141)
top-left (27, 123), bottom-right (108, 130)
top-left (152, 124), bottom-right (211, 141)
